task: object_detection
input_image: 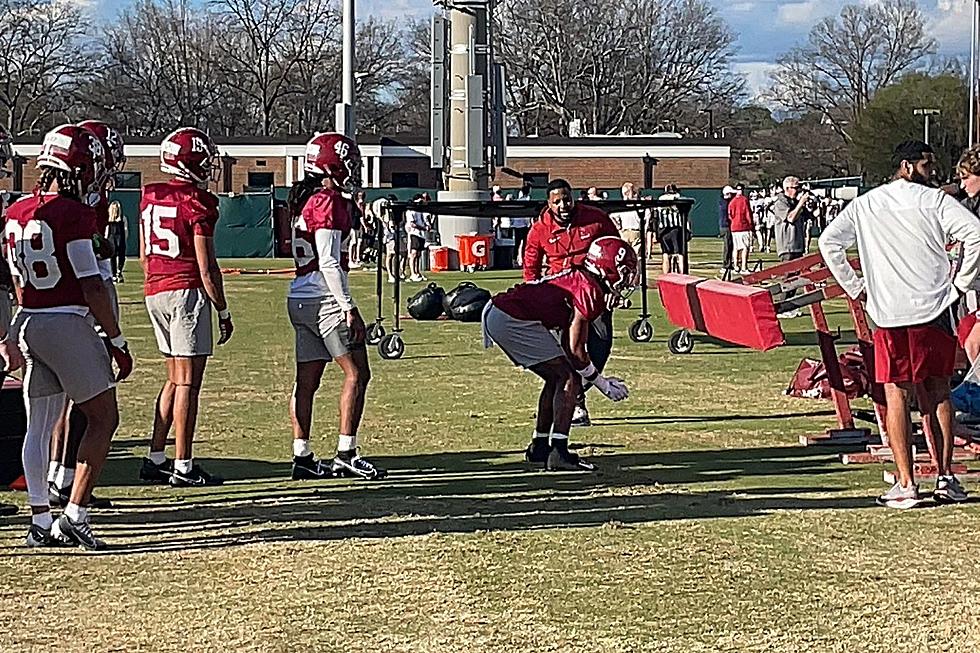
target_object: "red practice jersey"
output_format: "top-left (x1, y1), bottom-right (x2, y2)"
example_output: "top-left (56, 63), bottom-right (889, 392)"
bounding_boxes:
top-left (292, 188), bottom-right (352, 276)
top-left (3, 194), bottom-right (99, 309)
top-left (492, 269), bottom-right (605, 330)
top-left (523, 204), bottom-right (619, 281)
top-left (141, 180), bottom-right (219, 296)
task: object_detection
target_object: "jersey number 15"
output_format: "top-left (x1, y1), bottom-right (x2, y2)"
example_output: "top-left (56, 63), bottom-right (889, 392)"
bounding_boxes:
top-left (141, 205), bottom-right (180, 259)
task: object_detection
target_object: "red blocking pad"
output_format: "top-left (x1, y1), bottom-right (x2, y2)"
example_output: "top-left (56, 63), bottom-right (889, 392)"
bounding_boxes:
top-left (694, 280), bottom-right (785, 351)
top-left (657, 273), bottom-right (704, 330)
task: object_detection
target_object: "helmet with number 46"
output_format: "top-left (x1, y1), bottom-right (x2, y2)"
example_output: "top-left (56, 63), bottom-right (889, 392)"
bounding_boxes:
top-left (304, 132), bottom-right (361, 194)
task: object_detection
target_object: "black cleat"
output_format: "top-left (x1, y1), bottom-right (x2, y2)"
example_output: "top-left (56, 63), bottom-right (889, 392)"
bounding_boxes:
top-left (546, 447), bottom-right (596, 472)
top-left (0, 502), bottom-right (18, 517)
top-left (291, 454), bottom-right (334, 480)
top-left (48, 483), bottom-right (113, 509)
top-left (26, 524), bottom-right (64, 548)
top-left (53, 515), bottom-right (106, 551)
top-left (169, 465), bottom-right (224, 487)
top-left (139, 457), bottom-right (174, 484)
top-left (524, 439), bottom-right (551, 465)
top-left (331, 453), bottom-right (387, 480)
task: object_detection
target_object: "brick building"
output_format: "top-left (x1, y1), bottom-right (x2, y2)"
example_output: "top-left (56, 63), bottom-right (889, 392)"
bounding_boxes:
top-left (0, 133), bottom-right (731, 195)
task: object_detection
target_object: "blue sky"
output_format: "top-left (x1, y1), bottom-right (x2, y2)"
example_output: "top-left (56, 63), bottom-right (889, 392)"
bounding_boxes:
top-left (88, 0), bottom-right (975, 98)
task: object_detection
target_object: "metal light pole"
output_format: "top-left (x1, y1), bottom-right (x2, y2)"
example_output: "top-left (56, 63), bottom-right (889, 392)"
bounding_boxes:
top-left (972, 1), bottom-right (979, 147)
top-left (914, 108), bottom-right (941, 145)
top-left (701, 108), bottom-right (714, 138)
top-left (335, 0), bottom-right (356, 137)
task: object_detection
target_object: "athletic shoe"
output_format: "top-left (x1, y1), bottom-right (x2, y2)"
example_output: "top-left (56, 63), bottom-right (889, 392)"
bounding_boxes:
top-left (876, 482), bottom-right (921, 509)
top-left (571, 405), bottom-right (591, 427)
top-left (546, 447), bottom-right (596, 472)
top-left (524, 439), bottom-right (550, 465)
top-left (934, 475), bottom-right (969, 504)
top-left (291, 454), bottom-right (334, 480)
top-left (53, 514), bottom-right (106, 551)
top-left (139, 457), bottom-right (174, 484)
top-left (48, 483), bottom-right (113, 509)
top-left (0, 502), bottom-right (17, 517)
top-left (169, 465), bottom-right (224, 487)
top-left (26, 524), bottom-right (63, 548)
top-left (331, 454), bottom-right (387, 480)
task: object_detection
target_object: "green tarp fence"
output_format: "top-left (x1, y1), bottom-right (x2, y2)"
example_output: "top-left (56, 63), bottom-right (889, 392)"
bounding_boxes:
top-left (112, 185), bottom-right (727, 257)
top-left (112, 190), bottom-right (275, 258)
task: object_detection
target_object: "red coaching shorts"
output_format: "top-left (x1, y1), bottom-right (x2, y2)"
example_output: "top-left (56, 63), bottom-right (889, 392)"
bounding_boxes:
top-left (873, 309), bottom-right (956, 385)
top-left (958, 311), bottom-right (978, 350)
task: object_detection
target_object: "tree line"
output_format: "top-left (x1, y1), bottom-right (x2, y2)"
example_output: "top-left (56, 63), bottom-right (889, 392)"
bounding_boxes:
top-left (0, 0), bottom-right (960, 180)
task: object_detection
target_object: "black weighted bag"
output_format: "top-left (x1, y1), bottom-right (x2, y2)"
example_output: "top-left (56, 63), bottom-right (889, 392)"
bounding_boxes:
top-left (408, 283), bottom-right (446, 320)
top-left (443, 281), bottom-right (492, 322)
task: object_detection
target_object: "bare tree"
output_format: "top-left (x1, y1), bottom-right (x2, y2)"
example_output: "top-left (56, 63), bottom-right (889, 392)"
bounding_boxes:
top-left (768, 0), bottom-right (935, 144)
top-left (85, 0), bottom-right (244, 137)
top-left (0, 0), bottom-right (93, 134)
top-left (212, 0), bottom-right (337, 136)
top-left (496, 0), bottom-right (742, 136)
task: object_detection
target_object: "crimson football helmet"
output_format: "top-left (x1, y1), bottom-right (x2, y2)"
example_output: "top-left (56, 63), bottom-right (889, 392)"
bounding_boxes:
top-left (36, 124), bottom-right (105, 200)
top-left (78, 120), bottom-right (126, 184)
top-left (304, 132), bottom-right (361, 194)
top-left (160, 127), bottom-right (220, 185)
top-left (584, 236), bottom-right (639, 301)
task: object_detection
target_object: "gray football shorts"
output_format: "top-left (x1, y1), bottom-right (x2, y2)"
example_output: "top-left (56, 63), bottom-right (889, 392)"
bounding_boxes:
top-left (145, 288), bottom-right (213, 357)
top-left (14, 312), bottom-right (115, 402)
top-left (482, 304), bottom-right (565, 369)
top-left (288, 296), bottom-right (359, 363)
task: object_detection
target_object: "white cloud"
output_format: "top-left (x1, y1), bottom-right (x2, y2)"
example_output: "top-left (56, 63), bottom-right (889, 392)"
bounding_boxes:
top-left (930, 0), bottom-right (973, 54)
top-left (731, 2), bottom-right (757, 11)
top-left (734, 61), bottom-right (778, 101)
top-left (777, 0), bottom-right (823, 25)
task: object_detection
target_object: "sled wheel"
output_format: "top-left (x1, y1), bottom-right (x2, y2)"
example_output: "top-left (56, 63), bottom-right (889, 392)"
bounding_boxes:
top-left (378, 333), bottom-right (405, 360)
top-left (628, 319), bottom-right (654, 343)
top-left (366, 323), bottom-right (386, 346)
top-left (668, 329), bottom-right (695, 355)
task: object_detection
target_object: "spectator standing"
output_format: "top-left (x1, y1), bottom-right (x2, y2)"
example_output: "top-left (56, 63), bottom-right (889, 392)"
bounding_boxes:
top-left (405, 193), bottom-right (430, 282)
top-left (106, 200), bottom-right (127, 283)
top-left (376, 195), bottom-right (407, 283)
top-left (819, 141), bottom-right (980, 509)
top-left (587, 186), bottom-right (601, 201)
top-left (491, 185), bottom-right (504, 202)
top-left (718, 185), bottom-right (735, 273)
top-left (517, 183), bottom-right (532, 201)
top-left (611, 182), bottom-right (643, 253)
top-left (728, 185), bottom-right (753, 274)
top-left (349, 190), bottom-right (366, 269)
top-left (771, 176), bottom-right (812, 261)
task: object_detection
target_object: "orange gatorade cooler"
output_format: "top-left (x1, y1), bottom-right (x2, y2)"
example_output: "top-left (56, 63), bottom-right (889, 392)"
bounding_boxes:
top-left (430, 246), bottom-right (450, 272)
top-left (456, 234), bottom-right (493, 271)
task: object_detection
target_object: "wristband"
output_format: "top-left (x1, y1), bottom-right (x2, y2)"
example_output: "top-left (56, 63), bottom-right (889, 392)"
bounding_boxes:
top-left (109, 334), bottom-right (127, 349)
top-left (577, 363), bottom-right (598, 381)
top-left (218, 309), bottom-right (231, 320)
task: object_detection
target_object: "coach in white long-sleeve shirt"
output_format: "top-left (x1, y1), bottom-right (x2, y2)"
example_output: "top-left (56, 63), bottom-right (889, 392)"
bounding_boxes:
top-left (819, 141), bottom-right (980, 509)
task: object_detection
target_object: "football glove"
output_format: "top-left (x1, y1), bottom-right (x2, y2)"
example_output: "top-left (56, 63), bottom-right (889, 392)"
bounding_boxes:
top-left (108, 335), bottom-right (134, 382)
top-left (218, 310), bottom-right (234, 345)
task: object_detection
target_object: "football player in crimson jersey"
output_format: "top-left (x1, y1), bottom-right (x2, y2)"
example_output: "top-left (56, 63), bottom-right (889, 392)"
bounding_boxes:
top-left (285, 132), bottom-right (384, 480)
top-left (45, 120), bottom-right (127, 510)
top-left (524, 178), bottom-right (620, 429)
top-left (3, 124), bottom-right (133, 550)
top-left (0, 181), bottom-right (23, 519)
top-left (483, 237), bottom-right (637, 471)
top-left (138, 127), bottom-right (233, 488)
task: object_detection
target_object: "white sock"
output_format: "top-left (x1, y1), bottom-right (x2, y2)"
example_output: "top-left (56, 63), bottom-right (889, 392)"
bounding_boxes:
top-left (64, 503), bottom-right (87, 523)
top-left (47, 461), bottom-right (60, 483)
top-left (174, 459), bottom-right (193, 475)
top-left (533, 430), bottom-right (550, 440)
top-left (338, 434), bottom-right (356, 453)
top-left (32, 511), bottom-right (53, 529)
top-left (148, 450), bottom-right (167, 466)
top-left (293, 439), bottom-right (312, 458)
top-left (551, 433), bottom-right (569, 441)
top-left (54, 465), bottom-right (75, 490)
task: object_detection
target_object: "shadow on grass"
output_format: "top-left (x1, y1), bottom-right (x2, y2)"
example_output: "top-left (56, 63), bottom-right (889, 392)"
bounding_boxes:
top-left (590, 409), bottom-right (837, 426)
top-left (0, 444), bottom-right (878, 556)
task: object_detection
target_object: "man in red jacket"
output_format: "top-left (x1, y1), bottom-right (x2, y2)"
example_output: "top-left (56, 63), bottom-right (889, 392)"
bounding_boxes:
top-left (523, 178), bottom-right (619, 429)
top-left (728, 185), bottom-right (754, 274)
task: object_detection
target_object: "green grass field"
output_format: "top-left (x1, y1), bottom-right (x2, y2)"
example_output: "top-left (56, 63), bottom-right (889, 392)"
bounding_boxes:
top-left (3, 240), bottom-right (980, 652)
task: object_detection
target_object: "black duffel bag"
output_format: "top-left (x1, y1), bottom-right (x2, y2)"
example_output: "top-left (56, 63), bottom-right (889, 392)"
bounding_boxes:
top-left (443, 281), bottom-right (492, 322)
top-left (408, 283), bottom-right (446, 320)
